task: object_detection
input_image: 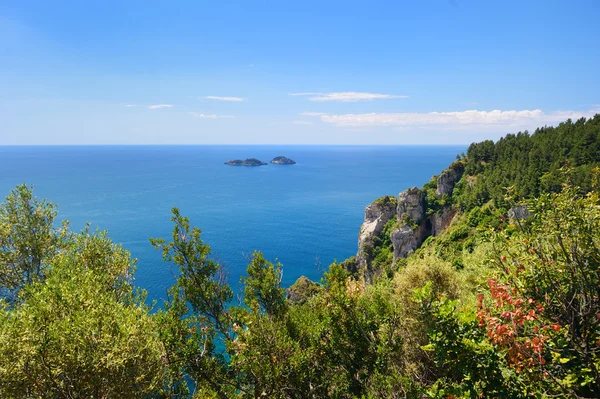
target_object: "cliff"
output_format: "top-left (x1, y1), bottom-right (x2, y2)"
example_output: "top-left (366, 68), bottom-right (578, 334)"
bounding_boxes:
top-left (354, 164), bottom-right (464, 280)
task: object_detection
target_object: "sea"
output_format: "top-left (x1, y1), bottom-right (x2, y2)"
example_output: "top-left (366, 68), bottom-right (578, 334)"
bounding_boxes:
top-left (0, 145), bottom-right (465, 303)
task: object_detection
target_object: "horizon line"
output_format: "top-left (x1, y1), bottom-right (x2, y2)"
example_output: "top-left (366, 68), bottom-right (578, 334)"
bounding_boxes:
top-left (0, 143), bottom-right (471, 147)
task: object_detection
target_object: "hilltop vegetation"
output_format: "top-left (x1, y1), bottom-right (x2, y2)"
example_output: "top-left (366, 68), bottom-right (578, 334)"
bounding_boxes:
top-left (455, 115), bottom-right (600, 210)
top-left (1, 116), bottom-right (599, 398)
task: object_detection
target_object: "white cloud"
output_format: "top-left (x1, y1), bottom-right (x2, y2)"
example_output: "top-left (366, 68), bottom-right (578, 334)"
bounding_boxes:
top-left (148, 104), bottom-right (173, 109)
top-left (124, 104), bottom-right (138, 107)
top-left (306, 108), bottom-right (598, 130)
top-left (189, 112), bottom-right (235, 119)
top-left (203, 96), bottom-right (245, 102)
top-left (299, 112), bottom-right (328, 116)
top-left (289, 92), bottom-right (408, 102)
top-left (292, 120), bottom-right (313, 125)
top-left (289, 92), bottom-right (321, 97)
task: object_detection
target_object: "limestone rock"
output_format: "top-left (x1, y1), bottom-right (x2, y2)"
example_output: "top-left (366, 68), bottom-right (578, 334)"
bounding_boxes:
top-left (436, 163), bottom-right (465, 197)
top-left (391, 223), bottom-right (429, 262)
top-left (356, 196), bottom-right (397, 269)
top-left (431, 207), bottom-right (458, 236)
top-left (396, 187), bottom-right (425, 224)
top-left (354, 184), bottom-right (461, 280)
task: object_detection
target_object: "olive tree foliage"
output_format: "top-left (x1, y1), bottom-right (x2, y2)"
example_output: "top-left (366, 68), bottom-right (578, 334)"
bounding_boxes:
top-left (0, 185), bottom-right (166, 398)
top-left (153, 209), bottom-right (420, 398)
top-left (151, 208), bottom-right (236, 398)
top-left (241, 250), bottom-right (286, 318)
top-left (0, 227), bottom-right (165, 398)
top-left (0, 184), bottom-right (67, 302)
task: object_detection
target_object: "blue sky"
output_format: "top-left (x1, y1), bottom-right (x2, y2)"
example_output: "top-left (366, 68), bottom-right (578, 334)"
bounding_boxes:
top-left (1, 0), bottom-right (599, 145)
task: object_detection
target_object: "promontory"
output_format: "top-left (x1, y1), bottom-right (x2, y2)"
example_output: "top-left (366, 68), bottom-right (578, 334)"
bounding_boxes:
top-left (270, 156), bottom-right (296, 165)
top-left (224, 158), bottom-right (267, 166)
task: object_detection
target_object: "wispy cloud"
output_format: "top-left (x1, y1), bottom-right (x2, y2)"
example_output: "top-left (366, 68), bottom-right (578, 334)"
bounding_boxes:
top-left (148, 104), bottom-right (173, 109)
top-left (292, 120), bottom-right (313, 125)
top-left (189, 112), bottom-right (235, 119)
top-left (203, 96), bottom-right (245, 102)
top-left (299, 111), bottom-right (328, 116)
top-left (290, 92), bottom-right (408, 102)
top-left (304, 108), bottom-right (599, 130)
top-left (124, 104), bottom-right (138, 107)
top-left (289, 92), bottom-right (321, 97)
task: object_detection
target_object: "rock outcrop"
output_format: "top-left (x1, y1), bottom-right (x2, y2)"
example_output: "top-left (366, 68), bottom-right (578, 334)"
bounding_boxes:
top-left (353, 163), bottom-right (464, 280)
top-left (396, 187), bottom-right (425, 224)
top-left (356, 196), bottom-right (397, 270)
top-left (391, 188), bottom-right (427, 262)
top-left (430, 207), bottom-right (458, 236)
top-left (436, 162), bottom-right (465, 196)
top-left (390, 223), bottom-right (427, 260)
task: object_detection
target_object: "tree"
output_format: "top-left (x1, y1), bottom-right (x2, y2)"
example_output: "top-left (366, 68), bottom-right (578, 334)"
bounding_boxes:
top-left (151, 208), bottom-right (235, 398)
top-left (0, 229), bottom-right (164, 398)
top-left (0, 184), bottom-right (67, 302)
top-left (241, 251), bottom-right (286, 318)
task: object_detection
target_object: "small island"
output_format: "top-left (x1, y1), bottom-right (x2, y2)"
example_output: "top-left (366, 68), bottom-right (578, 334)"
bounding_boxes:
top-left (224, 158), bottom-right (267, 166)
top-left (270, 156), bottom-right (296, 165)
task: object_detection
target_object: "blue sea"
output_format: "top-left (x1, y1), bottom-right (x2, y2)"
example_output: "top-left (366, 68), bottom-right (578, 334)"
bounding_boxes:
top-left (0, 145), bottom-right (465, 302)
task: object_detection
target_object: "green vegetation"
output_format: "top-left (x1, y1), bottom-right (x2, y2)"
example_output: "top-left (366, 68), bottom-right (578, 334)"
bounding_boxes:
top-left (454, 115), bottom-right (600, 210)
top-left (373, 194), bottom-right (397, 207)
top-left (369, 216), bottom-right (398, 273)
top-left (1, 116), bottom-right (599, 398)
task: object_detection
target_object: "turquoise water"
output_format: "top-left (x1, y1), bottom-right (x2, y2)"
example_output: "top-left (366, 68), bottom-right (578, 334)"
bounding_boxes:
top-left (0, 145), bottom-right (465, 301)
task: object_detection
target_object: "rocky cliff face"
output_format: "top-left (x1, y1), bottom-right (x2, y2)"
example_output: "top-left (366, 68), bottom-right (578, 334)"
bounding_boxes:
top-left (356, 196), bottom-right (397, 270)
top-left (430, 207), bottom-right (458, 236)
top-left (354, 164), bottom-right (464, 280)
top-left (436, 163), bottom-right (464, 196)
top-left (390, 223), bottom-right (428, 260)
top-left (396, 187), bottom-right (425, 224)
top-left (389, 187), bottom-right (427, 263)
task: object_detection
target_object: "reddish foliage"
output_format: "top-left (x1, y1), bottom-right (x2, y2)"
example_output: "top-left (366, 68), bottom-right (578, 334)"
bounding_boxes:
top-left (477, 278), bottom-right (558, 372)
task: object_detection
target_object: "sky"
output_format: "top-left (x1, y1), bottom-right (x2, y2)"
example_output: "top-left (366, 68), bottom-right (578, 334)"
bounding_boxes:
top-left (1, 0), bottom-right (599, 145)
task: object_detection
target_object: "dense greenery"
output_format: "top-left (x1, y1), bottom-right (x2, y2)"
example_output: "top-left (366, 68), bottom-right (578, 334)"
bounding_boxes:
top-left (1, 116), bottom-right (599, 398)
top-left (454, 115), bottom-right (600, 210)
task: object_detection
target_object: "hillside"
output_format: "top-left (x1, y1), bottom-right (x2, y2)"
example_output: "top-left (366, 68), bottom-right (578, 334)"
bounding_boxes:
top-left (347, 114), bottom-right (600, 280)
top-left (1, 115), bottom-right (599, 398)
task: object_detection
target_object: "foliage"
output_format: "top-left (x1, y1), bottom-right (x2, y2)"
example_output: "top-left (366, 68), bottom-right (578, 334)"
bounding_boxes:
top-left (422, 177), bottom-right (446, 216)
top-left (151, 208), bottom-right (235, 398)
top-left (285, 275), bottom-right (320, 304)
top-left (456, 115), bottom-right (600, 210)
top-left (369, 216), bottom-right (398, 273)
top-left (373, 195), bottom-right (397, 207)
top-left (415, 284), bottom-right (528, 398)
top-left (0, 184), bottom-right (67, 303)
top-left (242, 251), bottom-right (286, 318)
top-left (0, 229), bottom-right (163, 398)
top-left (1, 115), bottom-right (599, 397)
top-left (478, 176), bottom-right (600, 397)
